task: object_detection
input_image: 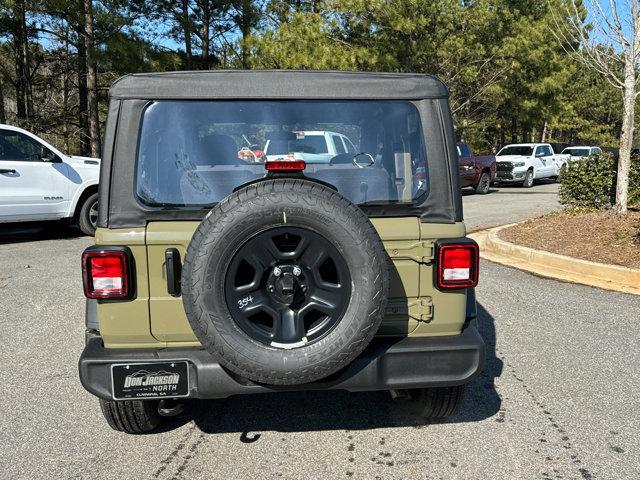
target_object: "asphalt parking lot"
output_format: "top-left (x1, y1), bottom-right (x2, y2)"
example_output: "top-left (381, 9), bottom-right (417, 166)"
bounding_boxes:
top-left (1, 183), bottom-right (638, 480)
top-left (462, 181), bottom-right (562, 231)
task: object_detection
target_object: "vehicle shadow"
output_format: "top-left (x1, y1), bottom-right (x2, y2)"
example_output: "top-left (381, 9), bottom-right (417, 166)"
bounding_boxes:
top-left (461, 188), bottom-right (499, 196)
top-left (0, 222), bottom-right (85, 245)
top-left (160, 302), bottom-right (502, 436)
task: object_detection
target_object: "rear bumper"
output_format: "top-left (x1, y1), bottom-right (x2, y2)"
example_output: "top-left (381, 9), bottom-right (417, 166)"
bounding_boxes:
top-left (79, 321), bottom-right (485, 400)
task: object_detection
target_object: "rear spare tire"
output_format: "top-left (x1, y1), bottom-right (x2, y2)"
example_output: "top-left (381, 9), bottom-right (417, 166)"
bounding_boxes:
top-left (181, 179), bottom-right (389, 385)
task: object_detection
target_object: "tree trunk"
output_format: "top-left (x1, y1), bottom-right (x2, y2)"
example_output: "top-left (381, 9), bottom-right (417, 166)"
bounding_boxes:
top-left (182, 0), bottom-right (193, 69)
top-left (0, 79), bottom-right (5, 124)
top-left (614, 58), bottom-right (635, 215)
top-left (14, 0), bottom-right (28, 122)
top-left (19, 0), bottom-right (34, 122)
top-left (83, 0), bottom-right (100, 157)
top-left (77, 13), bottom-right (90, 157)
top-left (240, 0), bottom-right (251, 69)
top-left (62, 29), bottom-right (70, 152)
top-left (202, 2), bottom-right (210, 69)
top-left (541, 119), bottom-right (548, 142)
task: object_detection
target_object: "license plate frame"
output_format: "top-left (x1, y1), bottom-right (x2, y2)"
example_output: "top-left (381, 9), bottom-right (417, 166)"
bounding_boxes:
top-left (111, 361), bottom-right (190, 400)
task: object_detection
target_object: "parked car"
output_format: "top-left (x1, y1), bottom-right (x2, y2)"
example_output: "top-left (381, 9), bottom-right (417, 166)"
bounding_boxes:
top-left (78, 70), bottom-right (484, 433)
top-left (561, 146), bottom-right (602, 161)
top-left (495, 143), bottom-right (569, 187)
top-left (456, 142), bottom-right (496, 194)
top-left (0, 124), bottom-right (100, 235)
top-left (263, 130), bottom-right (357, 163)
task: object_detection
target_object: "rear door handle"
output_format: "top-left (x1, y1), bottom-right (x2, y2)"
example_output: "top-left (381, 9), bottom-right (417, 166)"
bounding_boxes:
top-left (0, 168), bottom-right (16, 174)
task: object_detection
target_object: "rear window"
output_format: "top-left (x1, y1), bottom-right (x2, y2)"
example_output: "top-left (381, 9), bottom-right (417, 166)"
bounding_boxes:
top-left (135, 100), bottom-right (429, 208)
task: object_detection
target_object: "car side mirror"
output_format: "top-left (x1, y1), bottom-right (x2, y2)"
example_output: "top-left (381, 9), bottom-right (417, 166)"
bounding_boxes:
top-left (535, 152), bottom-right (544, 158)
top-left (41, 147), bottom-right (60, 163)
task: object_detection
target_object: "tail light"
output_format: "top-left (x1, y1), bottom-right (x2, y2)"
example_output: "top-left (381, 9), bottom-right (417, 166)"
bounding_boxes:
top-left (435, 239), bottom-right (479, 290)
top-left (82, 247), bottom-right (133, 299)
top-left (265, 159), bottom-right (306, 172)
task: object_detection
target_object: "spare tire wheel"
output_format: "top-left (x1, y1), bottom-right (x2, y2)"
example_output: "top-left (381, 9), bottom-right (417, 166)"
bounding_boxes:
top-left (181, 179), bottom-right (389, 385)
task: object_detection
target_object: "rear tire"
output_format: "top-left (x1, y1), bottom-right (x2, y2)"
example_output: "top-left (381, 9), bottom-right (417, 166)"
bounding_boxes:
top-left (407, 386), bottom-right (465, 419)
top-left (78, 192), bottom-right (98, 236)
top-left (474, 172), bottom-right (491, 194)
top-left (522, 169), bottom-right (534, 188)
top-left (99, 398), bottom-right (162, 434)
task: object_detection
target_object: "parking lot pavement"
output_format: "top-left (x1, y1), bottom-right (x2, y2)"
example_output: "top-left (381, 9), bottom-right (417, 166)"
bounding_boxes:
top-left (462, 182), bottom-right (562, 231)
top-left (2, 190), bottom-right (638, 480)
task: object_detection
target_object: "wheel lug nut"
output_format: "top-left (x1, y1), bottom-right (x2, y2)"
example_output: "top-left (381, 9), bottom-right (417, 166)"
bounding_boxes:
top-left (293, 266), bottom-right (302, 276)
top-left (273, 267), bottom-right (282, 277)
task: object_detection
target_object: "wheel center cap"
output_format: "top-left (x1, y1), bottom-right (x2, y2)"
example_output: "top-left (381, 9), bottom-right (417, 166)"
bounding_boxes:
top-left (269, 266), bottom-right (305, 305)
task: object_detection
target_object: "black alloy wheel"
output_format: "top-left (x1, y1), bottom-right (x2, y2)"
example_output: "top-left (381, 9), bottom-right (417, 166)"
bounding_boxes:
top-left (225, 227), bottom-right (351, 349)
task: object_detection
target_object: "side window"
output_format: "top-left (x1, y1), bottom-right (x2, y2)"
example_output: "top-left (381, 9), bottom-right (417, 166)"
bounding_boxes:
top-left (0, 130), bottom-right (43, 161)
top-left (332, 135), bottom-right (346, 154)
top-left (343, 136), bottom-right (357, 154)
top-left (535, 146), bottom-right (543, 157)
top-left (592, 147), bottom-right (601, 155)
top-left (545, 146), bottom-right (553, 156)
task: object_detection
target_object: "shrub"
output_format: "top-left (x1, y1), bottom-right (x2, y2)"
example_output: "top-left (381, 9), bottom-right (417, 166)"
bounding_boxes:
top-left (559, 153), bottom-right (616, 208)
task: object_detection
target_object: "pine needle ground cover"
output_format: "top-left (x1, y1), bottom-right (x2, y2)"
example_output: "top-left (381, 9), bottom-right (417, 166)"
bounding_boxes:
top-left (499, 211), bottom-right (640, 269)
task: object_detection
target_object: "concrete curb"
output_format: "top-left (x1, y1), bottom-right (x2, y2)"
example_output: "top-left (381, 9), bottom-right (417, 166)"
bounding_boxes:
top-left (469, 224), bottom-right (640, 296)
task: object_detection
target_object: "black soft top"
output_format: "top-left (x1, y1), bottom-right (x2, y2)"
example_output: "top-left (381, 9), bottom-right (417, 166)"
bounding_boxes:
top-left (99, 70), bottom-right (462, 228)
top-left (109, 70), bottom-right (450, 100)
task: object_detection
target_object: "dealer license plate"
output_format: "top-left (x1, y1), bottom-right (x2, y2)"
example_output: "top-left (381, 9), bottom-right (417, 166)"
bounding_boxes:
top-left (111, 361), bottom-right (189, 400)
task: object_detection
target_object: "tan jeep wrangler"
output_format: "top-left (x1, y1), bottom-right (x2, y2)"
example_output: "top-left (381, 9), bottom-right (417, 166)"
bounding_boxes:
top-left (79, 70), bottom-right (484, 434)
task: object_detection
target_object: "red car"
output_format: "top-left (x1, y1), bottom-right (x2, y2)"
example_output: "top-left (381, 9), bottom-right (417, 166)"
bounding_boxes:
top-left (457, 143), bottom-right (496, 194)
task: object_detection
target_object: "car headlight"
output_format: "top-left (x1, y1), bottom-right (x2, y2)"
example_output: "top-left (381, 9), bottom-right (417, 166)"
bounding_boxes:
top-left (514, 162), bottom-right (525, 167)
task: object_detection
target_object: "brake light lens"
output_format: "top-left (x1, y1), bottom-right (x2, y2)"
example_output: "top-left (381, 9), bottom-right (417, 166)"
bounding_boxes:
top-left (436, 242), bottom-right (479, 289)
top-left (82, 250), bottom-right (129, 299)
top-left (265, 159), bottom-right (306, 171)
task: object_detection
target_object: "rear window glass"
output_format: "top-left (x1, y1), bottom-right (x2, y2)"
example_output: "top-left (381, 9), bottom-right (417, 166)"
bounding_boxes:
top-left (135, 100), bottom-right (429, 208)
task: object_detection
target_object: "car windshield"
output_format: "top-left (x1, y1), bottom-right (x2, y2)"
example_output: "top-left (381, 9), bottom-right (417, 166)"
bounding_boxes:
top-left (562, 148), bottom-right (590, 157)
top-left (136, 100), bottom-right (429, 207)
top-left (497, 146), bottom-right (533, 156)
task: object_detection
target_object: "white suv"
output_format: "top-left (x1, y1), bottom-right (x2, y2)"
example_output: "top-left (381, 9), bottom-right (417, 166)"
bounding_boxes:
top-left (561, 146), bottom-right (602, 161)
top-left (0, 124), bottom-right (100, 235)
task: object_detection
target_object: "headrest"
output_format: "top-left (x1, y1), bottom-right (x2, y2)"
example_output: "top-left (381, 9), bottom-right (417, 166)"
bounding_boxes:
top-left (201, 134), bottom-right (239, 165)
